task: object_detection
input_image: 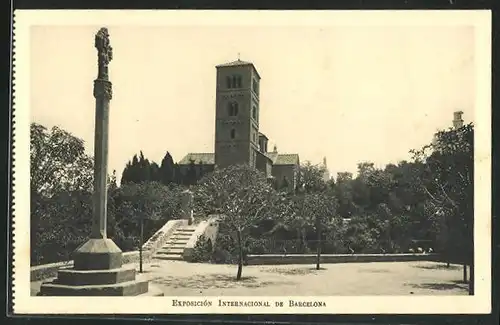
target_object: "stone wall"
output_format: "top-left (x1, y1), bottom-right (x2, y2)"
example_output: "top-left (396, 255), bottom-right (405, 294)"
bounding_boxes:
top-left (31, 251), bottom-right (143, 282)
top-left (246, 253), bottom-right (440, 265)
top-left (31, 219), bottom-right (187, 282)
top-left (183, 216), bottom-right (220, 262)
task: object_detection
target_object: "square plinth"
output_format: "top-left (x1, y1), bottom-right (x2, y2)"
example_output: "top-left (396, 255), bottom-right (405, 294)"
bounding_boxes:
top-left (56, 265), bottom-right (136, 286)
top-left (39, 279), bottom-right (149, 296)
top-left (73, 238), bottom-right (123, 270)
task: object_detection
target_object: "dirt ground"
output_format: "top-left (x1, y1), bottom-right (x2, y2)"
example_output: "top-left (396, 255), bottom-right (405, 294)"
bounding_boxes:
top-left (31, 260), bottom-right (469, 296)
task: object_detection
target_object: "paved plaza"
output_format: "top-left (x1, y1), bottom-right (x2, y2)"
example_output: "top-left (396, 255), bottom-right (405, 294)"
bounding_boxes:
top-left (32, 260), bottom-right (469, 296)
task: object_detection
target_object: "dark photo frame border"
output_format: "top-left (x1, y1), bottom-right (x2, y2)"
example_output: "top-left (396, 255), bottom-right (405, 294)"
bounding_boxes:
top-left (3, 0), bottom-right (498, 325)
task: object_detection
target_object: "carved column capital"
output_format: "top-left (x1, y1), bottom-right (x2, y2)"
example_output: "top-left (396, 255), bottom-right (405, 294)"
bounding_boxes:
top-left (93, 79), bottom-right (113, 100)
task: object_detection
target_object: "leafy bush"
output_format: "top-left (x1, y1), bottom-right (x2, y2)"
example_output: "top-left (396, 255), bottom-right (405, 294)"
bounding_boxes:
top-left (246, 238), bottom-right (268, 254)
top-left (211, 231), bottom-right (239, 264)
top-left (190, 235), bottom-right (213, 263)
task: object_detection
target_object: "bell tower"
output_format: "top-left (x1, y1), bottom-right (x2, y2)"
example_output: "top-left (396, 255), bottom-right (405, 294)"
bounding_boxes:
top-left (214, 59), bottom-right (261, 169)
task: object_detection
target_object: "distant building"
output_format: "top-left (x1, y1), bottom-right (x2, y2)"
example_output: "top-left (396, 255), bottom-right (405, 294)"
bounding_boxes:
top-left (178, 59), bottom-right (300, 192)
top-left (322, 157), bottom-right (330, 182)
top-left (453, 111), bottom-right (464, 129)
top-left (432, 111), bottom-right (466, 148)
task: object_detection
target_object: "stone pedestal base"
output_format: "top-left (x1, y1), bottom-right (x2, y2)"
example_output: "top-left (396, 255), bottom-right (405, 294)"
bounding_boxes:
top-left (73, 238), bottom-right (123, 270)
top-left (39, 238), bottom-right (163, 296)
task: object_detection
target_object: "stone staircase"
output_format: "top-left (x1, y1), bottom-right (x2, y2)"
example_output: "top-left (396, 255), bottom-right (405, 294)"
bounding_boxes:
top-left (153, 225), bottom-right (197, 261)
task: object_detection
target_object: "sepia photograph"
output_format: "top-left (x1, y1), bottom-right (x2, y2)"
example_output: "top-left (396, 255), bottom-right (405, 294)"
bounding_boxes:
top-left (12, 10), bottom-right (491, 314)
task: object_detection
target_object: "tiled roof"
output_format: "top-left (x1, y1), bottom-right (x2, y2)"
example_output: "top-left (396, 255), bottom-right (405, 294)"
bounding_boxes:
top-left (275, 154), bottom-right (299, 165)
top-left (178, 152), bottom-right (298, 166)
top-left (178, 153), bottom-right (215, 165)
top-left (216, 60), bottom-right (253, 68)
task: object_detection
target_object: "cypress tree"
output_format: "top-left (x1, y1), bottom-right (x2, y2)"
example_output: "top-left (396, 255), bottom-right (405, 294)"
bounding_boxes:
top-left (138, 151), bottom-right (151, 183)
top-left (159, 152), bottom-right (175, 185)
top-left (121, 161), bottom-right (132, 184)
top-left (130, 154), bottom-right (139, 183)
top-left (150, 162), bottom-right (160, 183)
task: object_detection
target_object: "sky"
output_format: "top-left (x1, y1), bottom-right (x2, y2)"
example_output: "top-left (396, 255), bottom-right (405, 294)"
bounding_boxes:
top-left (30, 24), bottom-right (475, 183)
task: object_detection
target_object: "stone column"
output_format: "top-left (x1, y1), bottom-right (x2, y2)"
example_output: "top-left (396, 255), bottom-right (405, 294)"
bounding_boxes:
top-left (39, 28), bottom-right (163, 296)
top-left (91, 79), bottom-right (111, 239)
top-left (72, 27), bottom-right (122, 271)
top-left (181, 190), bottom-right (194, 225)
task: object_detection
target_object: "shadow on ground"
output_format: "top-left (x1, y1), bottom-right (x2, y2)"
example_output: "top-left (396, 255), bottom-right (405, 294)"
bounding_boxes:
top-left (260, 267), bottom-right (327, 275)
top-left (405, 281), bottom-right (468, 291)
top-left (151, 273), bottom-right (296, 289)
top-left (412, 264), bottom-right (461, 270)
top-left (357, 268), bottom-right (391, 273)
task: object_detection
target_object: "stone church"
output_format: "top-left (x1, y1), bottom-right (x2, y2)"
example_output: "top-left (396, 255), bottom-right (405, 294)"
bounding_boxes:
top-left (178, 59), bottom-right (300, 191)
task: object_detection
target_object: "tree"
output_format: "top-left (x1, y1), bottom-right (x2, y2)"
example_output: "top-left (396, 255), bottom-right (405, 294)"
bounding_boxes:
top-left (30, 123), bottom-right (94, 264)
top-left (121, 151), bottom-right (155, 184)
top-left (195, 165), bottom-right (282, 280)
top-left (268, 194), bottom-right (309, 253)
top-left (334, 172), bottom-right (356, 218)
top-left (150, 162), bottom-right (161, 183)
top-left (30, 123), bottom-right (93, 197)
top-left (412, 123), bottom-right (474, 294)
top-left (159, 152), bottom-right (175, 185)
top-left (138, 151), bottom-right (151, 183)
top-left (121, 155), bottom-right (139, 184)
top-left (293, 162), bottom-right (338, 268)
top-left (305, 192), bottom-right (338, 269)
top-left (297, 162), bottom-right (328, 193)
top-left (117, 181), bottom-right (183, 272)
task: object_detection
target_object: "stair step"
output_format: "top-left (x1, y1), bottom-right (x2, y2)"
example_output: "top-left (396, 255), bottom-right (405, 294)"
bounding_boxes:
top-left (172, 231), bottom-right (193, 235)
top-left (176, 228), bottom-right (196, 232)
top-left (164, 242), bottom-right (189, 247)
top-left (157, 248), bottom-right (184, 254)
top-left (167, 237), bottom-right (191, 243)
top-left (169, 236), bottom-right (193, 241)
top-left (169, 235), bottom-right (191, 240)
top-left (154, 254), bottom-right (183, 261)
top-left (162, 243), bottom-right (187, 249)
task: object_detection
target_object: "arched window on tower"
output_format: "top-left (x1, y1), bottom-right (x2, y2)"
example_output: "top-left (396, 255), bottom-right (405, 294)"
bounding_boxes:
top-left (227, 102), bottom-right (238, 116)
top-left (230, 75), bottom-right (242, 88)
top-left (252, 79), bottom-right (259, 95)
top-left (226, 76), bottom-right (232, 89)
top-left (252, 106), bottom-right (257, 120)
top-left (230, 128), bottom-right (236, 139)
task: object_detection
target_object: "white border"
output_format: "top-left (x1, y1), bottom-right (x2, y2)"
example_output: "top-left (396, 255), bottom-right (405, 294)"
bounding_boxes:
top-left (13, 10), bottom-right (492, 314)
